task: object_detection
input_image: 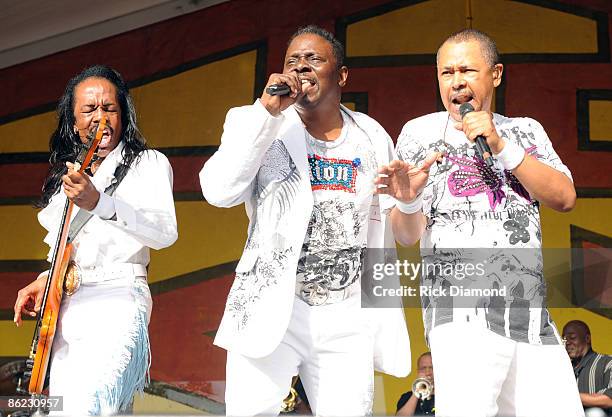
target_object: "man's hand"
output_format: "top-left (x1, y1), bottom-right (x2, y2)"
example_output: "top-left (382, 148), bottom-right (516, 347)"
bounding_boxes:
top-left (62, 162), bottom-right (100, 211)
top-left (14, 272), bottom-right (48, 326)
top-left (375, 153), bottom-right (440, 203)
top-left (455, 110), bottom-right (576, 211)
top-left (454, 110), bottom-right (505, 154)
top-left (260, 73), bottom-right (303, 116)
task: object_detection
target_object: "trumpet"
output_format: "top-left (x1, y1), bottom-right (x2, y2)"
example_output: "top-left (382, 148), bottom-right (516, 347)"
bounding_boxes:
top-left (281, 387), bottom-right (298, 413)
top-left (281, 376), bottom-right (300, 413)
top-left (412, 377), bottom-right (433, 400)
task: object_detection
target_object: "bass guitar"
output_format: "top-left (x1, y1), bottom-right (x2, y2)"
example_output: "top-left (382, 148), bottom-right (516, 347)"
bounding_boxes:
top-left (21, 116), bottom-right (108, 395)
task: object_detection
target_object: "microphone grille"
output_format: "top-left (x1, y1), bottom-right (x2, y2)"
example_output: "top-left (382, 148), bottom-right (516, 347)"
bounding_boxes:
top-left (459, 102), bottom-right (474, 119)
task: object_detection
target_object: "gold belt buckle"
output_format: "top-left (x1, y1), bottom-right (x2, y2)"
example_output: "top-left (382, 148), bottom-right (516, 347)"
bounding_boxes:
top-left (63, 261), bottom-right (82, 296)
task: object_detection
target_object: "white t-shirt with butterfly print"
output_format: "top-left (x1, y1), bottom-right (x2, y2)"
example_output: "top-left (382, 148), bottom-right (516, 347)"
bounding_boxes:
top-left (396, 111), bottom-right (573, 345)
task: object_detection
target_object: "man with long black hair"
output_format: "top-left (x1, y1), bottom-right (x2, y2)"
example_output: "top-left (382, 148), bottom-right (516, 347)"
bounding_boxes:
top-left (14, 65), bottom-right (177, 415)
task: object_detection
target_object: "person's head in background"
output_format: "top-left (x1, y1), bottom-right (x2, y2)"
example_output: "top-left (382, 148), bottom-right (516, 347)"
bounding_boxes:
top-left (562, 320), bottom-right (591, 362)
top-left (417, 351), bottom-right (434, 384)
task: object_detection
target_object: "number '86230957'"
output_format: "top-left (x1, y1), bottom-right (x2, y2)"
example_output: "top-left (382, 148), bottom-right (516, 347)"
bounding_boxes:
top-left (1, 396), bottom-right (62, 411)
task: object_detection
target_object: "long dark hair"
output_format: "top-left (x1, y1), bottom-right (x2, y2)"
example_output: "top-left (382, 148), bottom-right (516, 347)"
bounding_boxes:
top-left (37, 65), bottom-right (147, 208)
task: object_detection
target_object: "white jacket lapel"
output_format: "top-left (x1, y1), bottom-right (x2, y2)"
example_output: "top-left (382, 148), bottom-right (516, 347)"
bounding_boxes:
top-left (280, 107), bottom-right (310, 183)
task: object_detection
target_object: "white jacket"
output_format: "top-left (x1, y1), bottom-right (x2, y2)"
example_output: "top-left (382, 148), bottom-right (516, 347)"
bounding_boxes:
top-left (40, 142), bottom-right (178, 274)
top-left (200, 100), bottom-right (410, 377)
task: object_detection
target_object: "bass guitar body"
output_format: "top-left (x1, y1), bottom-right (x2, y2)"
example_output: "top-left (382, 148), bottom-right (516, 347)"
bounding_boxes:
top-left (28, 243), bottom-right (73, 394)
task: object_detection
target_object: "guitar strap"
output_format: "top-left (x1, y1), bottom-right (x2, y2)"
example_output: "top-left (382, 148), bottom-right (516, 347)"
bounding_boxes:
top-left (67, 163), bottom-right (127, 243)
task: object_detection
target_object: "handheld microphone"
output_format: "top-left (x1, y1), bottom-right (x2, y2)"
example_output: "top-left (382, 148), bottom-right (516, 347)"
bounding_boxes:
top-left (459, 102), bottom-right (494, 167)
top-left (265, 83), bottom-right (291, 96)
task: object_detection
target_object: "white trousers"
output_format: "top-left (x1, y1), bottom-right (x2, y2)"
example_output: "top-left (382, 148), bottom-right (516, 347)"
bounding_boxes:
top-left (225, 295), bottom-right (374, 416)
top-left (49, 276), bottom-right (152, 416)
top-left (429, 321), bottom-right (584, 417)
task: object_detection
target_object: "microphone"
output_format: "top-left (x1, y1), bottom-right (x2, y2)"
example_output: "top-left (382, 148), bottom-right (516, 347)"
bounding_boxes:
top-left (265, 83), bottom-right (291, 96)
top-left (459, 102), bottom-right (494, 167)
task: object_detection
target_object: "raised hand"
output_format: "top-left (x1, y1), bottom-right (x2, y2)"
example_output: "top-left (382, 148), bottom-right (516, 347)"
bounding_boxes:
top-left (375, 153), bottom-right (440, 203)
top-left (260, 73), bottom-right (302, 116)
top-left (454, 110), bottom-right (504, 154)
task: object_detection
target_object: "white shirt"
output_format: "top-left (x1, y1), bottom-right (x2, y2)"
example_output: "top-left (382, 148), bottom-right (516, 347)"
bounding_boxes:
top-left (39, 142), bottom-right (178, 280)
top-left (297, 111), bottom-right (378, 289)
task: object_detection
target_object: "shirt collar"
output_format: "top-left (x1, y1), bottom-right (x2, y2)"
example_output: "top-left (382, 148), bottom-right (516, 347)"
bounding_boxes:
top-left (91, 141), bottom-right (126, 190)
top-left (103, 140), bottom-right (125, 166)
top-left (573, 348), bottom-right (596, 371)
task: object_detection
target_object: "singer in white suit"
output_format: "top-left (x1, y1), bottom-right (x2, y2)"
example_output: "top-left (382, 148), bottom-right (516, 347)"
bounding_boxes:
top-left (200, 25), bottom-right (410, 416)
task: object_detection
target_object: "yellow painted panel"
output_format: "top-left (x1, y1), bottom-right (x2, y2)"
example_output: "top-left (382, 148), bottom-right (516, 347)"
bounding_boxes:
top-left (3, 199), bottom-right (609, 280)
top-left (148, 201), bottom-right (248, 283)
top-left (376, 307), bottom-right (427, 414)
top-left (541, 199), bottom-right (612, 247)
top-left (0, 320), bottom-right (35, 356)
top-left (0, 205), bottom-right (47, 260)
top-left (134, 392), bottom-right (208, 414)
top-left (589, 101), bottom-right (612, 141)
top-left (474, 0), bottom-right (597, 54)
top-left (132, 51), bottom-right (257, 149)
top-left (372, 374), bottom-right (387, 415)
top-left (346, 0), bottom-right (597, 57)
top-left (343, 102), bottom-right (356, 111)
top-left (550, 308), bottom-right (612, 353)
top-left (0, 111), bottom-right (56, 153)
top-left (0, 50), bottom-right (257, 154)
top-left (0, 201), bottom-right (248, 284)
top-left (346, 0), bottom-right (464, 57)
top-left (540, 200), bottom-right (612, 307)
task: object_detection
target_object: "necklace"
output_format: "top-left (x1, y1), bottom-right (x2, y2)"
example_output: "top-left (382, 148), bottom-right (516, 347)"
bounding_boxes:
top-left (439, 112), bottom-right (451, 157)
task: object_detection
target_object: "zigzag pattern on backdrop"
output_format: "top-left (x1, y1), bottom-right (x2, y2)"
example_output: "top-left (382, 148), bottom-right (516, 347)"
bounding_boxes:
top-left (0, 0), bottom-right (610, 413)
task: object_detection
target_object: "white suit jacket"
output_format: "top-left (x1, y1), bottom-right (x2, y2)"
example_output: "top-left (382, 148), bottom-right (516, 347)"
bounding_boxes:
top-left (200, 100), bottom-right (410, 377)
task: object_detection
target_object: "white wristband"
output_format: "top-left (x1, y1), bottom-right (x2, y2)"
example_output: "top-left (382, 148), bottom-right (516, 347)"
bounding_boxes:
top-left (395, 193), bottom-right (423, 215)
top-left (495, 140), bottom-right (525, 171)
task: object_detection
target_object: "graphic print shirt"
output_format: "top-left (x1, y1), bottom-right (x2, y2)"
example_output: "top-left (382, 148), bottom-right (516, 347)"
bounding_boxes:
top-left (296, 111), bottom-right (378, 291)
top-left (396, 112), bottom-right (573, 344)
